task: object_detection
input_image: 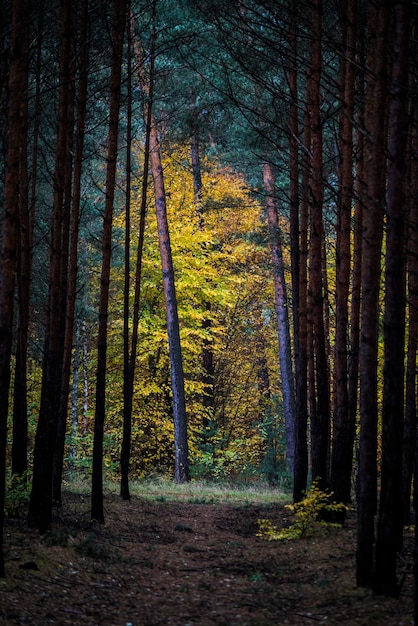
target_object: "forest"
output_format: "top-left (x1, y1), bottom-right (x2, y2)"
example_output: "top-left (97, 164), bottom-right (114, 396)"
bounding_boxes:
top-left (0, 0), bottom-right (417, 622)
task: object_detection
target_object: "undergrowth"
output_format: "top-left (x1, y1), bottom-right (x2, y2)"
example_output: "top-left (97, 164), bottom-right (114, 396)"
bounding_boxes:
top-left (257, 482), bottom-right (347, 541)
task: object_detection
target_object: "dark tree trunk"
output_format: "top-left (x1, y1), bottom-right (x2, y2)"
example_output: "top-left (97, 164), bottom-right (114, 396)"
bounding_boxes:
top-left (28, 0), bottom-right (73, 534)
top-left (11, 5), bottom-right (30, 476)
top-left (402, 125), bottom-right (418, 526)
top-left (262, 161), bottom-right (296, 475)
top-left (330, 0), bottom-right (356, 509)
top-left (374, 0), bottom-right (411, 597)
top-left (288, 0), bottom-right (309, 502)
top-left (293, 91), bottom-right (310, 503)
top-left (53, 0), bottom-right (89, 506)
top-left (91, 0), bottom-right (126, 522)
top-left (356, 0), bottom-right (390, 589)
top-left (307, 0), bottom-right (330, 490)
top-left (120, 5), bottom-right (136, 501)
top-left (0, 0), bottom-right (27, 576)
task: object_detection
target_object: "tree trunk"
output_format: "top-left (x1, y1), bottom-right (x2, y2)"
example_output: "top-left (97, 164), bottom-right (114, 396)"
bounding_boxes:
top-left (330, 0), bottom-right (356, 509)
top-left (12, 5), bottom-right (43, 475)
top-left (262, 161), bottom-right (296, 475)
top-left (53, 1), bottom-right (85, 506)
top-left (28, 0), bottom-right (73, 533)
top-left (293, 93), bottom-right (310, 503)
top-left (0, 0), bottom-right (27, 576)
top-left (121, 10), bottom-right (133, 502)
top-left (356, 0), bottom-right (390, 589)
top-left (288, 0), bottom-right (308, 502)
top-left (91, 0), bottom-right (126, 522)
top-left (190, 108), bottom-right (215, 420)
top-left (402, 124), bottom-right (418, 526)
top-left (374, 0), bottom-right (411, 597)
top-left (149, 123), bottom-right (190, 483)
top-left (11, 4), bottom-right (30, 476)
top-left (307, 0), bottom-right (330, 490)
top-left (132, 7), bottom-right (190, 483)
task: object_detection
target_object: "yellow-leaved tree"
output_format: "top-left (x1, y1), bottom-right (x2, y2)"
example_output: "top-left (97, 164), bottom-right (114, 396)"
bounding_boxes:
top-left (103, 145), bottom-right (284, 480)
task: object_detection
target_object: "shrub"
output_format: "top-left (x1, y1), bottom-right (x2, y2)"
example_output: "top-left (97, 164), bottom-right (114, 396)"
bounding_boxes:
top-left (257, 481), bottom-right (347, 541)
top-left (4, 470), bottom-right (31, 518)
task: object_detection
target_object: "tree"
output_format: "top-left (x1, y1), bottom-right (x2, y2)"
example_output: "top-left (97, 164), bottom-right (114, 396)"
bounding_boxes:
top-left (120, 4), bottom-right (153, 499)
top-left (53, 0), bottom-right (90, 505)
top-left (356, 0), bottom-right (390, 588)
top-left (0, 0), bottom-right (28, 575)
top-left (11, 0), bottom-right (31, 476)
top-left (262, 160), bottom-right (296, 475)
top-left (330, 0), bottom-right (357, 510)
top-left (290, 0), bottom-right (309, 503)
top-left (307, 0), bottom-right (330, 490)
top-left (91, 0), bottom-right (127, 522)
top-left (28, 0), bottom-right (74, 533)
top-left (375, 0), bottom-right (411, 597)
top-left (132, 7), bottom-right (190, 483)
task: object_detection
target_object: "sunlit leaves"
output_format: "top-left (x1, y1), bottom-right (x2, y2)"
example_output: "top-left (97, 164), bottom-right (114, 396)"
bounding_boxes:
top-left (101, 144), bottom-right (281, 478)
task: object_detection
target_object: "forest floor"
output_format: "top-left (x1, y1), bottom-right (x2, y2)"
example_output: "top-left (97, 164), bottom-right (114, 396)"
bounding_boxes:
top-left (0, 482), bottom-right (415, 625)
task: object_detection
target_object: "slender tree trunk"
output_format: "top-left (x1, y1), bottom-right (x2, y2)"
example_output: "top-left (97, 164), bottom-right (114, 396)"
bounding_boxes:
top-left (0, 0), bottom-right (27, 576)
top-left (91, 0), bottom-right (126, 522)
top-left (262, 161), bottom-right (296, 475)
top-left (53, 0), bottom-right (89, 505)
top-left (132, 7), bottom-right (190, 483)
top-left (121, 5), bottom-right (134, 500)
top-left (11, 7), bottom-right (30, 476)
top-left (190, 101), bottom-right (215, 419)
top-left (13, 3), bottom-right (43, 476)
top-left (374, 0), bottom-right (411, 597)
top-left (356, 0), bottom-right (390, 589)
top-left (121, 40), bottom-right (133, 501)
top-left (330, 0), bottom-right (356, 509)
top-left (288, 0), bottom-right (308, 501)
top-left (28, 0), bottom-right (72, 533)
top-left (294, 96), bottom-right (310, 503)
top-left (402, 122), bottom-right (418, 526)
top-left (149, 122), bottom-right (190, 483)
top-left (307, 0), bottom-right (330, 490)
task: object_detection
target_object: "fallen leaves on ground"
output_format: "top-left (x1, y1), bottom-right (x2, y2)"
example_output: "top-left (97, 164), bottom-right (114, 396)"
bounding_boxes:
top-left (0, 490), bottom-right (414, 625)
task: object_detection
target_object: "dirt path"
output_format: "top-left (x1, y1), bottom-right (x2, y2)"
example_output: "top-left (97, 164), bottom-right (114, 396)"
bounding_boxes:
top-left (0, 491), bottom-right (414, 625)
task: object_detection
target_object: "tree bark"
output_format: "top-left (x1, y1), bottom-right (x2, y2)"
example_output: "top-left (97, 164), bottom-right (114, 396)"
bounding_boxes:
top-left (293, 90), bottom-right (310, 503)
top-left (330, 0), bottom-right (356, 509)
top-left (132, 7), bottom-right (190, 483)
top-left (374, 0), bottom-right (411, 597)
top-left (121, 7), bottom-right (133, 501)
top-left (53, 0), bottom-right (87, 506)
top-left (0, 0), bottom-right (27, 576)
top-left (262, 161), bottom-right (296, 476)
top-left (402, 119), bottom-right (418, 526)
top-left (11, 1), bottom-right (30, 476)
top-left (91, 0), bottom-right (126, 522)
top-left (356, 0), bottom-right (390, 589)
top-left (28, 0), bottom-right (73, 533)
top-left (307, 0), bottom-right (330, 490)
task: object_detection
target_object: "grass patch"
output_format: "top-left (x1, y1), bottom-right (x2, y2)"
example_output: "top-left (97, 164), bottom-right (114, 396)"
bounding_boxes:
top-left (62, 475), bottom-right (290, 505)
top-left (130, 476), bottom-right (290, 505)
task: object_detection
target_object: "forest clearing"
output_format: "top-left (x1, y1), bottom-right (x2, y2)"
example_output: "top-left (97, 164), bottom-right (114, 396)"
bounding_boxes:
top-left (0, 481), bottom-right (414, 625)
